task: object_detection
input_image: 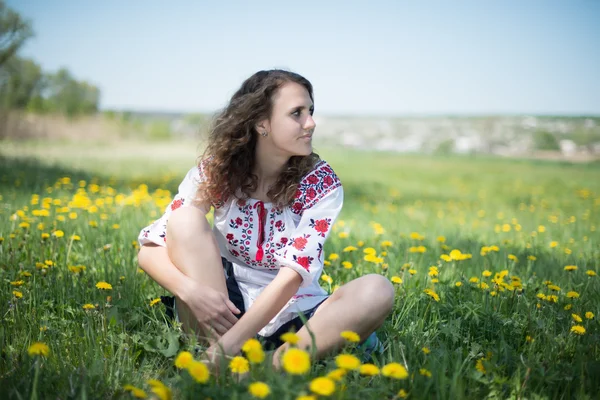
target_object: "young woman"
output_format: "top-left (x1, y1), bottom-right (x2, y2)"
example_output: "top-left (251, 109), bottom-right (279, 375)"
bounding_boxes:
top-left (137, 69), bottom-right (394, 370)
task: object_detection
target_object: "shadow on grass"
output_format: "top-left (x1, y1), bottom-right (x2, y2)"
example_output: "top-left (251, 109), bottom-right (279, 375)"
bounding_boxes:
top-left (0, 155), bottom-right (183, 200)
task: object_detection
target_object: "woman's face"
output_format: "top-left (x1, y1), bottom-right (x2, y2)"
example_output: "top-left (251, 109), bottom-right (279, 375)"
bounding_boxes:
top-left (261, 81), bottom-right (316, 157)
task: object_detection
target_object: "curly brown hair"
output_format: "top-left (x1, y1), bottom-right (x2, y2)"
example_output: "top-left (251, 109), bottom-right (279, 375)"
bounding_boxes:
top-left (196, 69), bottom-right (320, 208)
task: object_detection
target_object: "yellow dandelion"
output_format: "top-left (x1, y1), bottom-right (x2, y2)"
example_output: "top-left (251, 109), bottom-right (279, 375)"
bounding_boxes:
top-left (397, 389), bottom-right (408, 398)
top-left (482, 270), bottom-right (492, 277)
top-left (150, 298), bottom-right (161, 306)
top-left (248, 382), bottom-right (271, 398)
top-left (342, 261), bottom-right (353, 269)
top-left (123, 385), bottom-right (148, 399)
top-left (338, 232), bottom-right (349, 239)
top-left (187, 360), bottom-right (210, 383)
top-left (586, 270), bottom-right (596, 276)
top-left (335, 354), bottom-right (361, 370)
top-left (409, 269), bottom-right (417, 275)
top-left (391, 276), bottom-right (402, 284)
top-left (422, 347), bottom-right (430, 355)
top-left (280, 332), bottom-right (300, 345)
top-left (381, 362), bottom-right (408, 379)
top-left (570, 325), bottom-right (586, 335)
top-left (572, 314), bottom-right (583, 323)
top-left (174, 351), bottom-right (193, 369)
top-left (564, 304), bottom-right (573, 310)
top-left (10, 280), bottom-right (24, 286)
top-left (309, 377), bottom-right (336, 396)
top-left (82, 304), bottom-right (95, 310)
top-left (566, 291), bottom-right (579, 299)
top-left (147, 379), bottom-right (171, 400)
top-left (281, 348), bottom-right (310, 375)
top-left (95, 281), bottom-right (112, 290)
top-left (359, 363), bottom-right (380, 376)
top-left (585, 312), bottom-right (594, 319)
top-left (343, 246), bottom-right (357, 252)
top-left (327, 368), bottom-right (347, 381)
top-left (52, 230), bottom-right (64, 238)
top-left (242, 338), bottom-right (265, 364)
top-left (321, 274), bottom-right (333, 284)
top-left (475, 359), bottom-right (486, 374)
top-left (340, 330), bottom-right (360, 343)
top-left (564, 265), bottom-right (577, 271)
top-left (229, 356), bottom-right (250, 374)
top-left (41, 233), bottom-right (50, 240)
top-left (28, 342), bottom-right (50, 357)
top-left (423, 289), bottom-right (440, 302)
top-left (13, 290), bottom-right (23, 298)
top-left (419, 368), bottom-right (432, 377)
top-left (328, 253), bottom-right (339, 261)
top-left (455, 282), bottom-right (462, 287)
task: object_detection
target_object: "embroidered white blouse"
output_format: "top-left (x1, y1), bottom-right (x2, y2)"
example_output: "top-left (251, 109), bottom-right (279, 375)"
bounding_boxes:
top-left (137, 159), bottom-right (343, 337)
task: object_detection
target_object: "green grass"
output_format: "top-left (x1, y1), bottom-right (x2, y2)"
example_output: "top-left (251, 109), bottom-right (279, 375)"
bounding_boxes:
top-left (1, 142), bottom-right (599, 399)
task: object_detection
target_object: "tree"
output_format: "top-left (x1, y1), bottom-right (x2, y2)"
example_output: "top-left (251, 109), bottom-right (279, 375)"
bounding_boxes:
top-left (0, 0), bottom-right (33, 67)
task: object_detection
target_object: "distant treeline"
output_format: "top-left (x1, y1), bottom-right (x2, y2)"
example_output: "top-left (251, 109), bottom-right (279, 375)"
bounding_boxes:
top-left (0, 0), bottom-right (100, 117)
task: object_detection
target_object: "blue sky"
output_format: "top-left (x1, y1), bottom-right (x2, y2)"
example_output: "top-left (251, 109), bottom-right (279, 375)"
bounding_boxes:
top-left (8, 0), bottom-right (600, 116)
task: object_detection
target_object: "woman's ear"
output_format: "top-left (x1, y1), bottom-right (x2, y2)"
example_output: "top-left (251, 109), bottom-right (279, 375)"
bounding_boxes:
top-left (255, 119), bottom-right (270, 135)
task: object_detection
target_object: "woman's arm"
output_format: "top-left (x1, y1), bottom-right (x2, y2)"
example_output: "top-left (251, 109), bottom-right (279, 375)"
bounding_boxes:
top-left (206, 267), bottom-right (302, 356)
top-left (138, 244), bottom-right (193, 299)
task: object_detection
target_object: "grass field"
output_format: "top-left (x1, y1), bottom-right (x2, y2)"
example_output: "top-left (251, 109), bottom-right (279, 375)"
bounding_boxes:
top-left (1, 141), bottom-right (599, 399)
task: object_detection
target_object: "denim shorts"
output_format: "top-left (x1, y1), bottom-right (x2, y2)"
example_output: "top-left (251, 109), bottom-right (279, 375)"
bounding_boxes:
top-left (160, 257), bottom-right (329, 350)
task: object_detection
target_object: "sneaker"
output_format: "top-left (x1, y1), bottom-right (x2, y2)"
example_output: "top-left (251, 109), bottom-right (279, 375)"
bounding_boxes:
top-left (358, 332), bottom-right (384, 363)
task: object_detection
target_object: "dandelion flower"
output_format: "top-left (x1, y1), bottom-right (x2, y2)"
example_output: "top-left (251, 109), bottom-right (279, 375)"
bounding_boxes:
top-left (475, 359), bottom-right (486, 374)
top-left (572, 314), bottom-right (583, 323)
top-left (570, 325), bottom-right (586, 335)
top-left (482, 270), bottom-right (492, 277)
top-left (564, 265), bottom-right (577, 271)
top-left (335, 354), bottom-right (361, 370)
top-left (147, 379), bottom-right (171, 400)
top-left (566, 291), bottom-right (579, 299)
top-left (174, 351), bottom-right (193, 369)
top-left (423, 289), bottom-right (440, 302)
top-left (422, 347), bottom-right (430, 354)
top-left (280, 332), bottom-right (300, 345)
top-left (585, 312), bottom-right (594, 319)
top-left (150, 298), bottom-right (161, 306)
top-left (342, 261), bottom-right (353, 269)
top-left (229, 356), bottom-right (250, 374)
top-left (419, 368), bottom-right (432, 377)
top-left (586, 270), bottom-right (596, 276)
top-left (455, 282), bottom-right (462, 287)
top-left (13, 290), bottom-right (23, 298)
top-left (359, 363), bottom-right (380, 376)
top-left (52, 230), bottom-right (64, 238)
top-left (340, 331), bottom-right (360, 343)
top-left (95, 281), bottom-right (112, 290)
top-left (123, 385), bottom-right (148, 399)
top-left (187, 360), bottom-right (210, 383)
top-left (343, 246), bottom-right (357, 252)
top-left (397, 389), bottom-right (408, 398)
top-left (10, 280), bottom-right (24, 286)
top-left (328, 253), bottom-right (339, 261)
top-left (28, 342), bottom-right (50, 357)
top-left (281, 348), bottom-right (310, 375)
top-left (327, 368), bottom-right (347, 381)
top-left (309, 377), bottom-right (336, 396)
top-left (242, 338), bottom-right (265, 364)
top-left (391, 276), bottom-right (402, 284)
top-left (248, 382), bottom-right (271, 398)
top-left (82, 304), bottom-right (95, 310)
top-left (381, 362), bottom-right (408, 379)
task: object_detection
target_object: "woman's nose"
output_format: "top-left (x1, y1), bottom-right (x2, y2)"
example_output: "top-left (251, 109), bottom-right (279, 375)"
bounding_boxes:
top-left (305, 115), bottom-right (316, 130)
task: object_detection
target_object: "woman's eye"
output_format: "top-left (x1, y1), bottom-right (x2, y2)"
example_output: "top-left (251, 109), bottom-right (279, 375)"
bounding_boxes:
top-left (292, 110), bottom-right (301, 116)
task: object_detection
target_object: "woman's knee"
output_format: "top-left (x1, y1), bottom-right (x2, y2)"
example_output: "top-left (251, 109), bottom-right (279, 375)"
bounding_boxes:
top-left (358, 274), bottom-right (395, 315)
top-left (166, 206), bottom-right (211, 243)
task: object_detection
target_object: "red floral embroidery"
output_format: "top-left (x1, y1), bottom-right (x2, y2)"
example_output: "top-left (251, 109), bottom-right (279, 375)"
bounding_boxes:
top-left (171, 199), bottom-right (183, 211)
top-left (294, 255), bottom-right (313, 271)
top-left (226, 233), bottom-right (234, 241)
top-left (291, 160), bottom-right (342, 215)
top-left (310, 218), bottom-right (331, 238)
top-left (235, 217), bottom-right (243, 226)
top-left (291, 234), bottom-right (310, 251)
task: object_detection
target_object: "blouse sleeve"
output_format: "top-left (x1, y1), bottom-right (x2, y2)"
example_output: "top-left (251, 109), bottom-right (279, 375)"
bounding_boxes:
top-left (137, 165), bottom-right (205, 247)
top-left (273, 184), bottom-right (344, 288)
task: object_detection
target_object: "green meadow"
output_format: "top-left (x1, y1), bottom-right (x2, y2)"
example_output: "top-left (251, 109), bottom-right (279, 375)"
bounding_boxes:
top-left (1, 141), bottom-right (599, 399)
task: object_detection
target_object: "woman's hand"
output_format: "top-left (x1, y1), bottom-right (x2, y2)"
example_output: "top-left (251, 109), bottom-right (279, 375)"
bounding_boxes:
top-left (179, 280), bottom-right (241, 338)
top-left (198, 336), bottom-right (243, 375)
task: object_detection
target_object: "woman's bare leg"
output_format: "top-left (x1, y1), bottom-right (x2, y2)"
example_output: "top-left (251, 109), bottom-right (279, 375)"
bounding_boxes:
top-left (272, 274), bottom-right (394, 368)
top-left (165, 206), bottom-right (229, 345)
